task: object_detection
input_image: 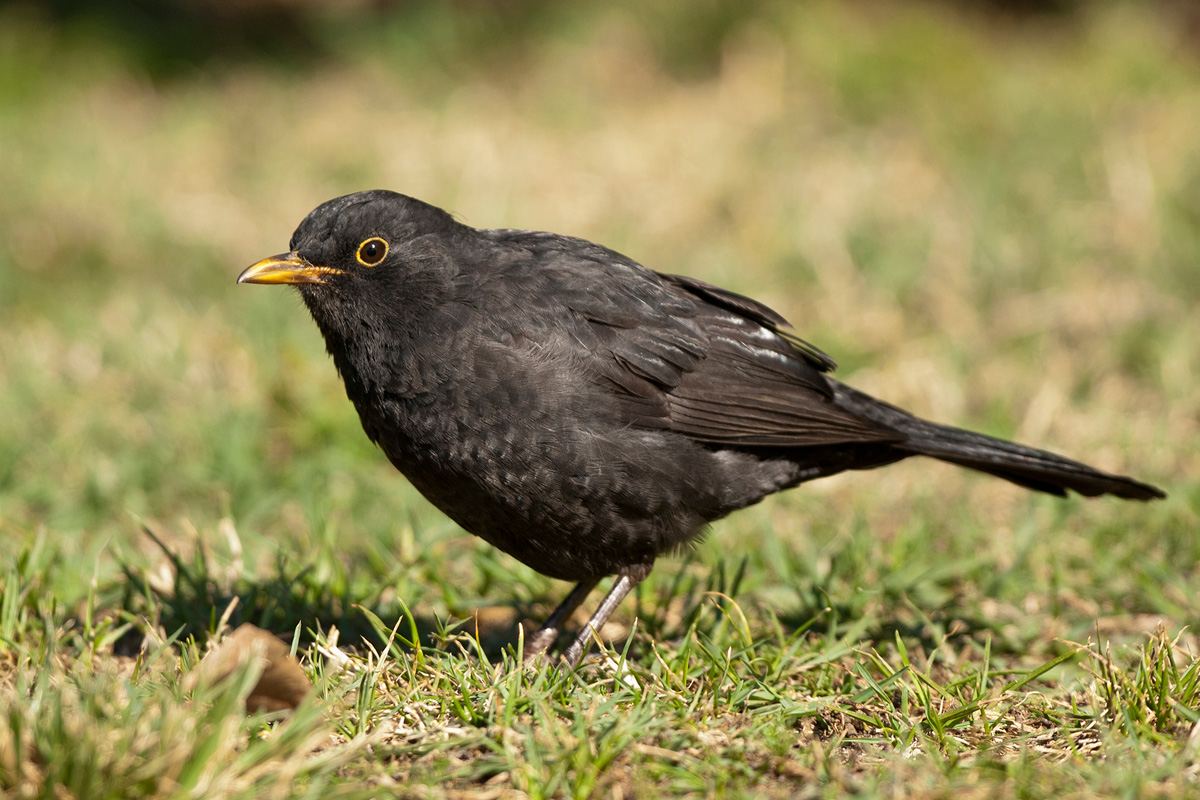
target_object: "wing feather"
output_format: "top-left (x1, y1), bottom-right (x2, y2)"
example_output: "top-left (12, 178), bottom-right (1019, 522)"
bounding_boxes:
top-left (482, 228), bottom-right (900, 448)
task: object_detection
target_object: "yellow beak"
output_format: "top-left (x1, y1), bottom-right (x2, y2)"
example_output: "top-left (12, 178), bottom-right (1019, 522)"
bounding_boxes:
top-left (237, 252), bottom-right (344, 285)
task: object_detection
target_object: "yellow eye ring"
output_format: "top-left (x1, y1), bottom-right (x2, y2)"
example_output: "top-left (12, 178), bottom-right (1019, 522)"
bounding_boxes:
top-left (356, 237), bottom-right (389, 267)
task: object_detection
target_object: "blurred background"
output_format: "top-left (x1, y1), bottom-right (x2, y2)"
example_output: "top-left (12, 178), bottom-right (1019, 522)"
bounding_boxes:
top-left (0, 0), bottom-right (1195, 640)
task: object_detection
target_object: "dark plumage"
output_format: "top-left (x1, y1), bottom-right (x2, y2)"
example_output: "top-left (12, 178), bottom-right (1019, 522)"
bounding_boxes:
top-left (239, 190), bottom-right (1165, 664)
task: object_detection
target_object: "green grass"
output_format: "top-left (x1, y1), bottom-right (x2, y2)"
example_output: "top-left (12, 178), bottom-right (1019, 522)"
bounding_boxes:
top-left (1, 1), bottom-right (1198, 797)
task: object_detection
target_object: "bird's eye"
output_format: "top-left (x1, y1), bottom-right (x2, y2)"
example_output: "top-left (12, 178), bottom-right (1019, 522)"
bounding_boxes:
top-left (356, 237), bottom-right (389, 267)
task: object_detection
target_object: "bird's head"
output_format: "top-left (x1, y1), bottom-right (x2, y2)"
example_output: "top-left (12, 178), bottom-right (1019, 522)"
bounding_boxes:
top-left (240, 191), bottom-right (472, 397)
top-left (238, 190), bottom-right (470, 354)
top-left (238, 189), bottom-right (463, 307)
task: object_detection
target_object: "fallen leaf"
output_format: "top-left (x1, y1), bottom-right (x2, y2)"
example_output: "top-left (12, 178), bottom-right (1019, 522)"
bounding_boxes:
top-left (197, 623), bottom-right (311, 712)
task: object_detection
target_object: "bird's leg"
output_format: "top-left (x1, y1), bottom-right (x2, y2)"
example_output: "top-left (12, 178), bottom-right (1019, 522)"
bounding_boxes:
top-left (561, 565), bottom-right (650, 667)
top-left (523, 577), bottom-right (599, 661)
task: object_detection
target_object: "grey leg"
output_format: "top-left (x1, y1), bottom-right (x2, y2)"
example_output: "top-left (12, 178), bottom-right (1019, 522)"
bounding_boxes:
top-left (523, 578), bottom-right (599, 661)
top-left (561, 567), bottom-right (649, 667)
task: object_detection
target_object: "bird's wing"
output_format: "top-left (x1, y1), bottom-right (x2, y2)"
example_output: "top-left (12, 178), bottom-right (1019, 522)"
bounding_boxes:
top-left (655, 274), bottom-right (900, 446)
top-left (485, 231), bottom-right (899, 448)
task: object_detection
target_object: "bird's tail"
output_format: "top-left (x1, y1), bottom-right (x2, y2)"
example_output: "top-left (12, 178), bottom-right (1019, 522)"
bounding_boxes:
top-left (832, 383), bottom-right (1165, 501)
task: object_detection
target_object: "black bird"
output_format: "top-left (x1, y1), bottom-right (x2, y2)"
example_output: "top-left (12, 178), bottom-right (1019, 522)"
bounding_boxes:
top-left (239, 190), bottom-right (1165, 665)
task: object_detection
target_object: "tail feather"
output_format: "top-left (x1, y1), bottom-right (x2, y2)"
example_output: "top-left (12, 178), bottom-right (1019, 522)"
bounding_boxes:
top-left (832, 383), bottom-right (1165, 501)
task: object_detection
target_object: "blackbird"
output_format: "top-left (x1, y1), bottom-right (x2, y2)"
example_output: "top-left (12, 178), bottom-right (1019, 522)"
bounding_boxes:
top-left (239, 190), bottom-right (1165, 665)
